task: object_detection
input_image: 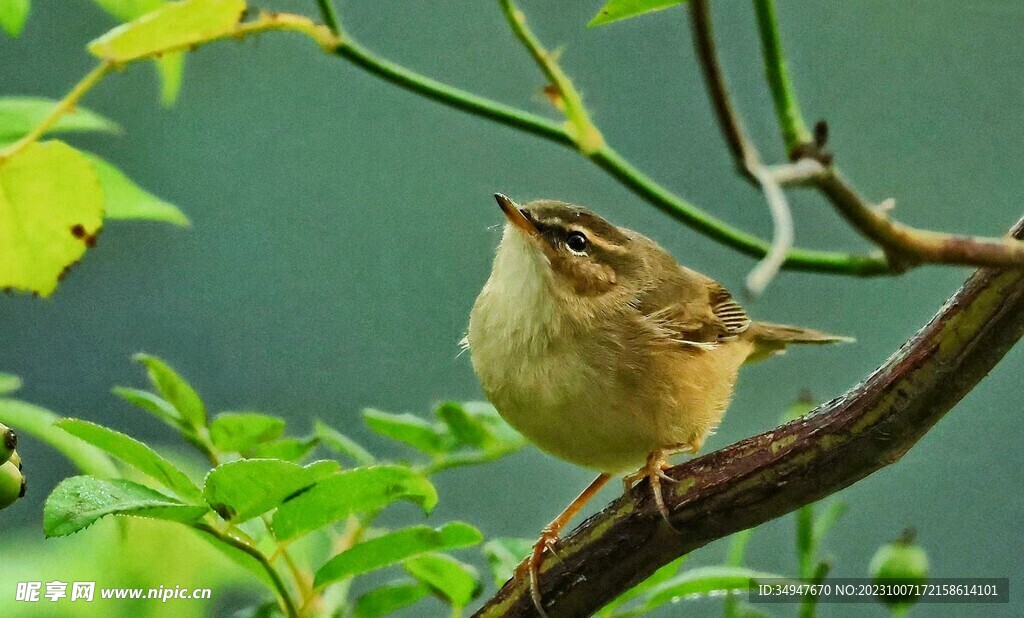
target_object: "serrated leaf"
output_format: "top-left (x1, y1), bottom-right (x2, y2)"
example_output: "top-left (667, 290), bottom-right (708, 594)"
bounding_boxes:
top-left (44, 476), bottom-right (207, 537)
top-left (133, 353), bottom-right (206, 428)
top-left (405, 553), bottom-right (481, 608)
top-left (0, 97), bottom-right (120, 140)
top-left (203, 458), bottom-right (338, 522)
top-left (88, 0), bottom-right (246, 62)
top-left (0, 0), bottom-right (30, 37)
top-left (314, 420), bottom-right (375, 466)
top-left (314, 522), bottom-right (483, 589)
top-left (642, 566), bottom-right (791, 610)
top-left (56, 418), bottom-right (204, 503)
top-left (0, 398), bottom-right (117, 477)
top-left (112, 386), bottom-right (182, 427)
top-left (363, 409), bottom-right (452, 455)
top-left (209, 412), bottom-right (285, 453)
top-left (589, 0), bottom-right (686, 27)
top-left (273, 465), bottom-right (437, 540)
top-left (482, 538), bottom-right (533, 587)
top-left (85, 153), bottom-right (189, 226)
top-left (600, 555), bottom-right (686, 616)
top-left (354, 581), bottom-right (430, 618)
top-left (0, 140), bottom-right (103, 297)
top-left (0, 373), bottom-right (21, 395)
top-left (245, 436), bottom-right (317, 462)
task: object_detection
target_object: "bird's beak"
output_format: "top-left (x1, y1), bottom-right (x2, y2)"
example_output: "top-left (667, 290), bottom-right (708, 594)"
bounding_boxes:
top-left (494, 193), bottom-right (540, 237)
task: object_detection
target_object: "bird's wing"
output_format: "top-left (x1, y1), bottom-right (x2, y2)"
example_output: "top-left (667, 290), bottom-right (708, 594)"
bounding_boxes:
top-left (633, 267), bottom-right (750, 349)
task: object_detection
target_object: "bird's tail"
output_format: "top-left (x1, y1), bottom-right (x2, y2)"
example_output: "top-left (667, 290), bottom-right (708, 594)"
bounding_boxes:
top-left (744, 321), bottom-right (853, 364)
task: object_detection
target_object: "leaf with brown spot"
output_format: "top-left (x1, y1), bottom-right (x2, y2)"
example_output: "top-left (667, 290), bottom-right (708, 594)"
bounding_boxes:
top-left (0, 140), bottom-right (104, 297)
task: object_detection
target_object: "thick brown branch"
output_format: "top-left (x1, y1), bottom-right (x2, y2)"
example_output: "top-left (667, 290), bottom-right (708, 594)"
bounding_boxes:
top-left (474, 219), bottom-right (1024, 617)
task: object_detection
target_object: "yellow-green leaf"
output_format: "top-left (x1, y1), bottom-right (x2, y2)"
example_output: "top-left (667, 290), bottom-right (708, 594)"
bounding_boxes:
top-left (0, 140), bottom-right (103, 297)
top-left (0, 97), bottom-right (120, 141)
top-left (588, 0), bottom-right (686, 28)
top-left (85, 153), bottom-right (189, 226)
top-left (155, 51), bottom-right (185, 106)
top-left (88, 0), bottom-right (247, 62)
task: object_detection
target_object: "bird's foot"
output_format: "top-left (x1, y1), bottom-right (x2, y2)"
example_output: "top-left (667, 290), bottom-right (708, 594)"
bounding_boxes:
top-left (512, 526), bottom-right (561, 617)
top-left (623, 450), bottom-right (681, 531)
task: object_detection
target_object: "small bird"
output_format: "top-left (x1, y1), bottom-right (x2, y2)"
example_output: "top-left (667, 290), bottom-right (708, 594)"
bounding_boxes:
top-left (466, 194), bottom-right (849, 613)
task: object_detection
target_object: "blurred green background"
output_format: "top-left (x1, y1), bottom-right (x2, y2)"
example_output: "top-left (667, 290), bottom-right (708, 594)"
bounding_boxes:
top-left (1, 1), bottom-right (1021, 616)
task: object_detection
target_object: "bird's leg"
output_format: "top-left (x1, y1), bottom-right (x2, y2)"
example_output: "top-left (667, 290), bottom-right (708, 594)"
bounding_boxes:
top-left (516, 473), bottom-right (611, 617)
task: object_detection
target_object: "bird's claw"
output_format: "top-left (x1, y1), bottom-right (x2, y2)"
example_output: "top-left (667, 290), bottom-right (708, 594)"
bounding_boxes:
top-left (623, 452), bottom-right (682, 532)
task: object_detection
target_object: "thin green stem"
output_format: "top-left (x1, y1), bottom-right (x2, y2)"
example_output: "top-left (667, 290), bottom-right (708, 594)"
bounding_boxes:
top-left (313, 3), bottom-right (890, 276)
top-left (590, 146), bottom-right (889, 274)
top-left (752, 0), bottom-right (812, 155)
top-left (497, 0), bottom-right (604, 153)
top-left (315, 0), bottom-right (341, 34)
top-left (332, 39), bottom-right (572, 148)
top-left (194, 523), bottom-right (299, 618)
top-left (0, 62), bottom-right (114, 162)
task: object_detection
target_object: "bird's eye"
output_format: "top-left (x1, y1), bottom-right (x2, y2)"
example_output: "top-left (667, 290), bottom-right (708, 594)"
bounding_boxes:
top-left (566, 231), bottom-right (588, 253)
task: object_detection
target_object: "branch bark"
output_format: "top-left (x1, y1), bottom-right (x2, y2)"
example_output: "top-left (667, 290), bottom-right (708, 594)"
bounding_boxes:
top-left (474, 218), bottom-right (1024, 617)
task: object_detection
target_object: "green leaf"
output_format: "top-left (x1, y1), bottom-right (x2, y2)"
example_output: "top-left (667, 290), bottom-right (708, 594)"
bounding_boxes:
top-left (363, 408), bottom-right (452, 455)
top-left (155, 52), bottom-right (185, 106)
top-left (435, 401), bottom-right (490, 448)
top-left (588, 0), bottom-right (686, 28)
top-left (600, 555), bottom-right (686, 616)
top-left (482, 538), bottom-right (533, 586)
top-left (314, 522), bottom-right (483, 589)
top-left (56, 418), bottom-right (204, 503)
top-left (273, 465), bottom-right (438, 541)
top-left (0, 0), bottom-right (30, 37)
top-left (87, 0), bottom-right (246, 62)
top-left (0, 97), bottom-right (120, 140)
top-left (44, 476), bottom-right (208, 537)
top-left (112, 386), bottom-right (182, 426)
top-left (85, 153), bottom-right (189, 226)
top-left (245, 436), bottom-right (318, 462)
top-left (354, 581), bottom-right (430, 618)
top-left (727, 528), bottom-right (754, 566)
top-left (0, 373), bottom-right (21, 395)
top-left (203, 458), bottom-right (338, 522)
top-left (0, 140), bottom-right (104, 297)
top-left (314, 420), bottom-right (375, 466)
top-left (463, 401), bottom-right (525, 450)
top-left (209, 412), bottom-right (285, 453)
top-left (405, 553), bottom-right (481, 608)
top-left (0, 398), bottom-right (117, 477)
top-left (781, 393), bottom-right (816, 423)
top-left (642, 566), bottom-right (791, 610)
top-left (133, 353), bottom-right (206, 428)
top-left (812, 500), bottom-right (849, 543)
top-left (89, 2), bottom-right (187, 106)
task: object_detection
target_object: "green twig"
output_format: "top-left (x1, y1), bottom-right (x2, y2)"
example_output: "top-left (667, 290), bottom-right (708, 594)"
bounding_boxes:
top-left (497, 0), bottom-right (604, 154)
top-left (314, 3), bottom-right (889, 276)
top-left (752, 0), bottom-right (812, 155)
top-left (194, 523), bottom-right (299, 618)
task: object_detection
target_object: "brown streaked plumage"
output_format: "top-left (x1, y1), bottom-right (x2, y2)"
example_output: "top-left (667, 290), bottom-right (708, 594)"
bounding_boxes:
top-left (466, 195), bottom-right (850, 615)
